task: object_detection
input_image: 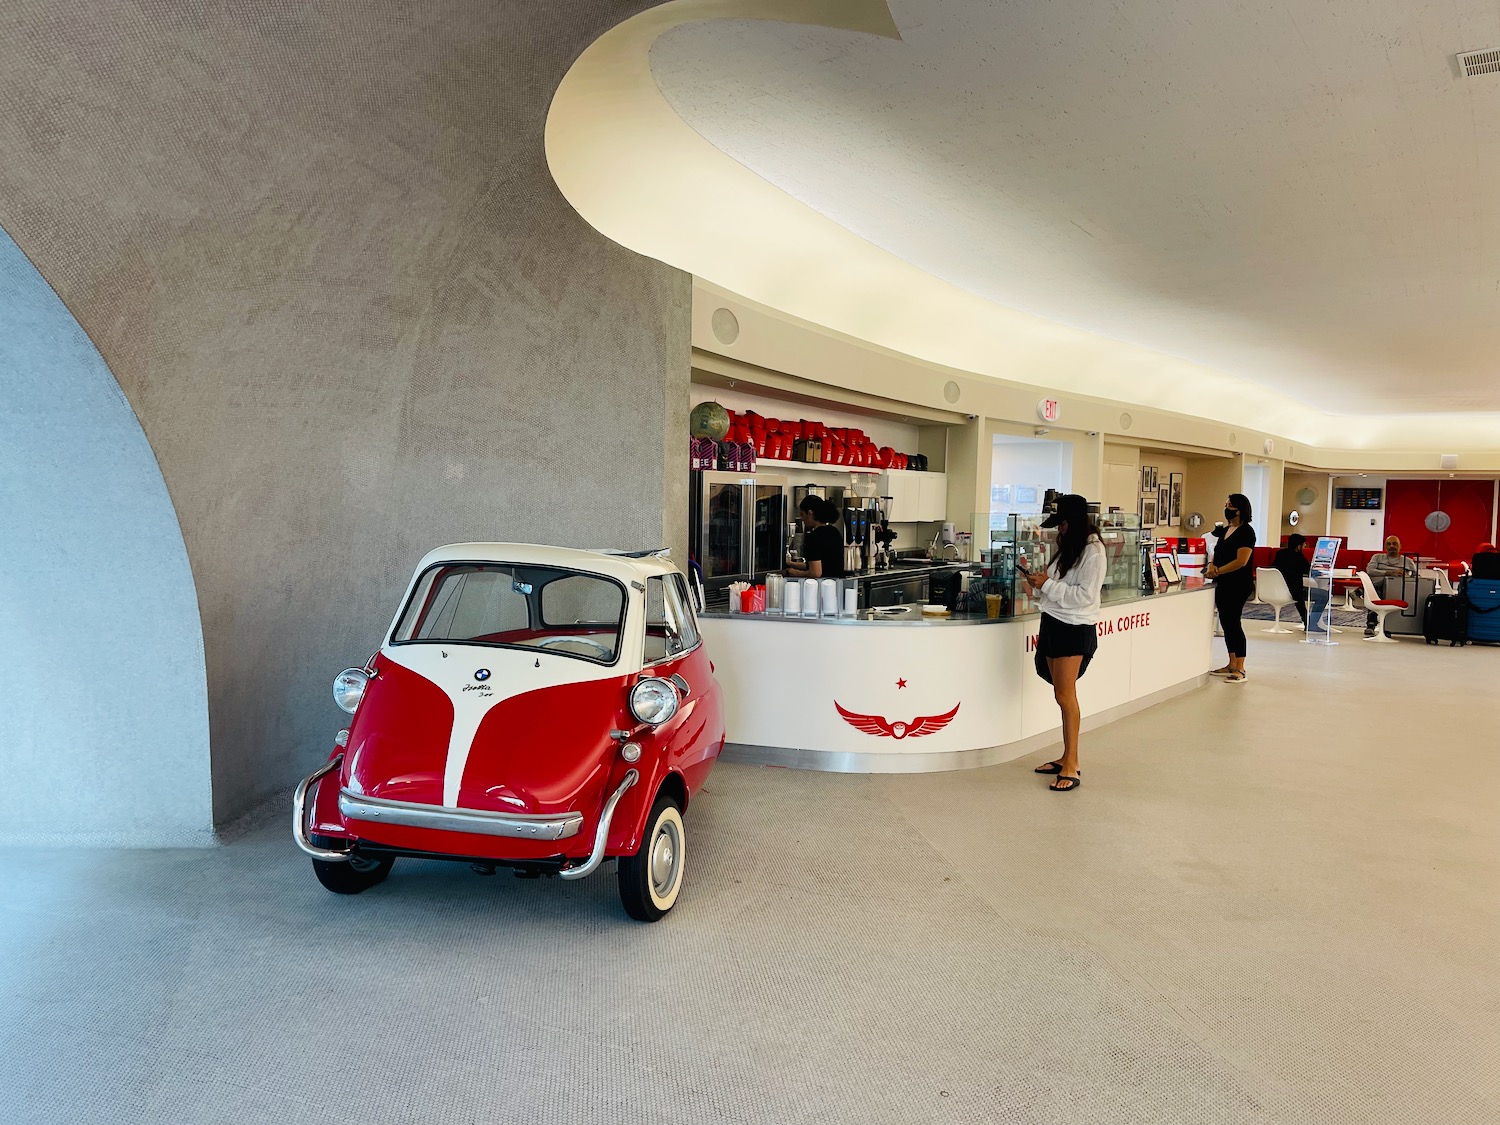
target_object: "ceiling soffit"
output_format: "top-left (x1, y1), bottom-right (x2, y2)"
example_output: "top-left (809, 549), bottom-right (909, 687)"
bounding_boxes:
top-left (547, 0), bottom-right (1500, 451)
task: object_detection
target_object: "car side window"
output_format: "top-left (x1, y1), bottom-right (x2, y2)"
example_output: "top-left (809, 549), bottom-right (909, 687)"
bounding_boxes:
top-left (667, 574), bottom-right (701, 651)
top-left (644, 577), bottom-right (671, 663)
top-left (644, 575), bottom-right (699, 664)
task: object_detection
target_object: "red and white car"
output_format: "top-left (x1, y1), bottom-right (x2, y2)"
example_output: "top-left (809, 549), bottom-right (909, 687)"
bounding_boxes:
top-left (293, 544), bottom-right (725, 921)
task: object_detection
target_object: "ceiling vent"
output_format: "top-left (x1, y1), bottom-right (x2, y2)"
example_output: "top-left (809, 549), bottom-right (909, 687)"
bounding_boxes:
top-left (1458, 49), bottom-right (1500, 77)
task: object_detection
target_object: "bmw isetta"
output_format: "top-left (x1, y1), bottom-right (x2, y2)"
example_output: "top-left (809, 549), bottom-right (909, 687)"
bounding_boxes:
top-left (293, 544), bottom-right (725, 921)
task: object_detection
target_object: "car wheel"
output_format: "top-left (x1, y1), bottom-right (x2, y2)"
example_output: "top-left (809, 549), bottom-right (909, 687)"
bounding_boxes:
top-left (618, 793), bottom-right (685, 922)
top-left (310, 842), bottom-right (394, 895)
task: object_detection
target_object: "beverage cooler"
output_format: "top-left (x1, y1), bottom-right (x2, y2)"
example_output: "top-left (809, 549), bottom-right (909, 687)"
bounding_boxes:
top-left (690, 472), bottom-right (790, 593)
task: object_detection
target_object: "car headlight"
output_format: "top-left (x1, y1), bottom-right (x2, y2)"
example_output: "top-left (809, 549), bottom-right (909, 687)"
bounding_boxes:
top-left (629, 677), bottom-right (679, 726)
top-left (333, 668), bottom-right (370, 714)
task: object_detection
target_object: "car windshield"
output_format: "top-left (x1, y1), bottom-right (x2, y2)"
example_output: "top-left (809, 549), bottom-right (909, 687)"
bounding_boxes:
top-left (392, 563), bottom-right (626, 664)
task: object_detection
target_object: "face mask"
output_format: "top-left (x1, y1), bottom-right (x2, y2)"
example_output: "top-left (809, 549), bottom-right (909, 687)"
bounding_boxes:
top-left (1224, 508), bottom-right (1237, 522)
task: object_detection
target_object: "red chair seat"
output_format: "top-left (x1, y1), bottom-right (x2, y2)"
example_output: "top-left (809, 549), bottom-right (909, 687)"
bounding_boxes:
top-left (1374, 598), bottom-right (1408, 608)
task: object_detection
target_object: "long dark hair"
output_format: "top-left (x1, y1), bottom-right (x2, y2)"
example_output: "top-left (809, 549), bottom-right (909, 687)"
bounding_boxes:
top-left (799, 496), bottom-right (839, 526)
top-left (1054, 514), bottom-right (1103, 578)
top-left (1228, 492), bottom-right (1253, 524)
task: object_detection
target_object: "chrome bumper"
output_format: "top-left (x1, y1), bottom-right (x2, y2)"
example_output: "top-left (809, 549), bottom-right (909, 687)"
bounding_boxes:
top-left (338, 789), bottom-right (585, 841)
top-left (293, 755), bottom-right (353, 861)
top-left (559, 769), bottom-right (638, 881)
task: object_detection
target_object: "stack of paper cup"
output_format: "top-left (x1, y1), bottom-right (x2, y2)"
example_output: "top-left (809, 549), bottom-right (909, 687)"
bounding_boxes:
top-left (843, 585), bottom-right (858, 616)
top-left (820, 578), bottom-right (838, 616)
top-left (784, 579), bottom-right (801, 616)
top-left (801, 578), bottom-right (819, 617)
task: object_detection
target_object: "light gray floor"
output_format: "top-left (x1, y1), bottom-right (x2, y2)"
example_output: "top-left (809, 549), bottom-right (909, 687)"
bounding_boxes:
top-left (5, 630), bottom-right (1499, 1124)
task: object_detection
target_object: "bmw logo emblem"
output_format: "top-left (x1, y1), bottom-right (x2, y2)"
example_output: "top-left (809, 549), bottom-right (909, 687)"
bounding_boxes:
top-left (474, 669), bottom-right (491, 682)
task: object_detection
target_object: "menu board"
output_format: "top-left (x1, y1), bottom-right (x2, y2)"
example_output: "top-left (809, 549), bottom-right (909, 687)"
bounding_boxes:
top-left (1335, 487), bottom-right (1382, 510)
top-left (1311, 536), bottom-right (1341, 575)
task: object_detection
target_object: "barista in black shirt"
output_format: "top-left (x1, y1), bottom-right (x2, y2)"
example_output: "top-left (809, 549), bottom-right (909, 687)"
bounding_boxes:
top-left (786, 496), bottom-right (846, 579)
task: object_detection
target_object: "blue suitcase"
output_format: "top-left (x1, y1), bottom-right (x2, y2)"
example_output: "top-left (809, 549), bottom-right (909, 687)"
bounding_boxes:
top-left (1464, 577), bottom-right (1500, 643)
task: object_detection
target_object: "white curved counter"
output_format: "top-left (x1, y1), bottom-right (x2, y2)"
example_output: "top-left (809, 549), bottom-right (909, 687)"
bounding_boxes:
top-left (699, 584), bottom-right (1215, 772)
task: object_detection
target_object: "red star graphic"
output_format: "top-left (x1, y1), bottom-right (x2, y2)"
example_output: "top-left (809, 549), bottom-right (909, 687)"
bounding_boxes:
top-left (895, 678), bottom-right (908, 689)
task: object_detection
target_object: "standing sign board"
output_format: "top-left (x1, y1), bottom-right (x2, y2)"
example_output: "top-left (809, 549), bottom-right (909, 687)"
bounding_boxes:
top-left (1304, 536), bottom-right (1341, 645)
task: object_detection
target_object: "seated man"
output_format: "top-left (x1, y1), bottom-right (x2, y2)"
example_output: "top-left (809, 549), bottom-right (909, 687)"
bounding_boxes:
top-left (1363, 535), bottom-right (1416, 636)
top-left (1273, 534), bottom-right (1311, 625)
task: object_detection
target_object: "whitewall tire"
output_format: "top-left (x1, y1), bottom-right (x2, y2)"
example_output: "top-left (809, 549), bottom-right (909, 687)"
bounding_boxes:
top-left (618, 794), bottom-right (685, 922)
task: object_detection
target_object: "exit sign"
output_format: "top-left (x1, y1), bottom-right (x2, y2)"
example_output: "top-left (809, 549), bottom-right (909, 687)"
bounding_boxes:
top-left (1037, 398), bottom-right (1060, 423)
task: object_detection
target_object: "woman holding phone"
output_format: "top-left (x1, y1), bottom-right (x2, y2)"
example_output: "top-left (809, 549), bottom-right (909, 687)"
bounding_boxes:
top-left (1024, 494), bottom-right (1106, 793)
top-left (1206, 493), bottom-right (1256, 682)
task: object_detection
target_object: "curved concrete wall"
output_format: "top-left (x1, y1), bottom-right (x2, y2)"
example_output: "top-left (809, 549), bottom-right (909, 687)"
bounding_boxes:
top-left (0, 1), bottom-right (686, 828)
top-left (0, 229), bottom-right (213, 846)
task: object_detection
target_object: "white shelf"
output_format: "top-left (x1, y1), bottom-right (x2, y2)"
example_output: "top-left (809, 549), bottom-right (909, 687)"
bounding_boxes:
top-left (753, 457), bottom-right (883, 476)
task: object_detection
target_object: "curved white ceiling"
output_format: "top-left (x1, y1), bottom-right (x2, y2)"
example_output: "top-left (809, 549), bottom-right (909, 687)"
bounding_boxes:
top-left (546, 0), bottom-right (1500, 451)
top-left (651, 2), bottom-right (1500, 416)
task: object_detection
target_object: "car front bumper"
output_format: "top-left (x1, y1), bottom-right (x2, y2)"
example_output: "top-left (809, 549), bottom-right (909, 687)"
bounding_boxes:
top-left (337, 789), bottom-right (585, 841)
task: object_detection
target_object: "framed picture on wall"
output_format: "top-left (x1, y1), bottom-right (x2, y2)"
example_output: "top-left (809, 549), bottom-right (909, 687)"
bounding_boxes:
top-left (1169, 473), bottom-right (1183, 522)
top-left (1158, 486), bottom-right (1171, 525)
top-left (996, 485), bottom-right (1011, 506)
top-left (1140, 496), bottom-right (1157, 526)
top-left (1141, 466), bottom-right (1153, 493)
top-left (1015, 485), bottom-right (1038, 505)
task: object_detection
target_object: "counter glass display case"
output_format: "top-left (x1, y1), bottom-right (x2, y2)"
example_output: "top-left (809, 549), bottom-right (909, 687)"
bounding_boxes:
top-left (970, 512), bottom-right (1145, 617)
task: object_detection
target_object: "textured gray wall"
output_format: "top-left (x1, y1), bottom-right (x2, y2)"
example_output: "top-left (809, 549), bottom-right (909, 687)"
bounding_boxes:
top-left (0, 229), bottom-right (214, 846)
top-left (0, 0), bottom-right (688, 827)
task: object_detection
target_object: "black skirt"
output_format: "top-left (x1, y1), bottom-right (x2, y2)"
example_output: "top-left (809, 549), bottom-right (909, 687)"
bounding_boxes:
top-left (1033, 611), bottom-right (1099, 684)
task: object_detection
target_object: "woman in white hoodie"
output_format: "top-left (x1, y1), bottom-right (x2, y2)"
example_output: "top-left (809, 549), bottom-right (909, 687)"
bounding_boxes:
top-left (1024, 494), bottom-right (1107, 793)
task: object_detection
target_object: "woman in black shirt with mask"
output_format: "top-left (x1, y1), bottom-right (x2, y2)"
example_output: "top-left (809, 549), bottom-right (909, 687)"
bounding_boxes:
top-left (786, 496), bottom-right (846, 579)
top-left (1206, 492), bottom-right (1256, 684)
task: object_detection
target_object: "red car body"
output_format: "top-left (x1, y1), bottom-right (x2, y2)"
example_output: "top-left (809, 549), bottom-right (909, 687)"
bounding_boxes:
top-left (293, 544), bottom-right (725, 920)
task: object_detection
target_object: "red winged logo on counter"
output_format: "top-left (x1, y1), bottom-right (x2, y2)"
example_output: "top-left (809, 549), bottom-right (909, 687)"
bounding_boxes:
top-left (834, 701), bottom-right (960, 740)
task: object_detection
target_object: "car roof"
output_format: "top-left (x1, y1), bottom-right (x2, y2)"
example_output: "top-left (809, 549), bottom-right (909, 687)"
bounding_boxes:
top-left (415, 543), bottom-right (681, 584)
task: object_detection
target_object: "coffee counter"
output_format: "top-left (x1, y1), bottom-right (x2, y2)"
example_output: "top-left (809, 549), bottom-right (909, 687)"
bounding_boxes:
top-left (697, 583), bottom-right (1215, 772)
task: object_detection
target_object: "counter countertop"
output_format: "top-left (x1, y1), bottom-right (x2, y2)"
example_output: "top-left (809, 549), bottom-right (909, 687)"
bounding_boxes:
top-left (702, 578), bottom-right (1212, 627)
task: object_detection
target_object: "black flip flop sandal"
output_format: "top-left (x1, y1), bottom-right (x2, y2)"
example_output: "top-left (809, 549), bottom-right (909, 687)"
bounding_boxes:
top-left (1050, 775), bottom-right (1082, 792)
top-left (1034, 760), bottom-right (1064, 774)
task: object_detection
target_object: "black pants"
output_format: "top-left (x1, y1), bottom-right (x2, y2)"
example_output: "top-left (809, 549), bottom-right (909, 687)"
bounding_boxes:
top-left (1292, 596), bottom-right (1307, 624)
top-left (1216, 584), bottom-right (1251, 658)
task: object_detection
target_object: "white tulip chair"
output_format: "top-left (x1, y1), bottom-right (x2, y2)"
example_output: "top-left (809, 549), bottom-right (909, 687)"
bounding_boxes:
top-left (1253, 567), bottom-right (1298, 633)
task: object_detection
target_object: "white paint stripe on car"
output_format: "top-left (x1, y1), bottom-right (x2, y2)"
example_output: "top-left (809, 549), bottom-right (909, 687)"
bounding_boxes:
top-left (380, 645), bottom-right (629, 808)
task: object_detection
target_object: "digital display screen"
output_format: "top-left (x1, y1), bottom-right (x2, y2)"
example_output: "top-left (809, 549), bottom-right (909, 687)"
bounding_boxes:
top-left (1334, 488), bottom-right (1382, 510)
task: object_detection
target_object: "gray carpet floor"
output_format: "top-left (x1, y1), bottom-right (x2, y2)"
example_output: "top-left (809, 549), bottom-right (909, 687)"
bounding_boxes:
top-left (4, 629), bottom-right (1499, 1123)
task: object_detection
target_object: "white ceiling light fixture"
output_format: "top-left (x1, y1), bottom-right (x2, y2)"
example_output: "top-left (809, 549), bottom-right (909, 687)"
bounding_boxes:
top-left (1459, 49), bottom-right (1500, 78)
top-left (1440, 453), bottom-right (1459, 469)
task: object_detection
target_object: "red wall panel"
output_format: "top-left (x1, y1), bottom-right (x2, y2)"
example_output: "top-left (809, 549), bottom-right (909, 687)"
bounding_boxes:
top-left (1384, 480), bottom-right (1496, 562)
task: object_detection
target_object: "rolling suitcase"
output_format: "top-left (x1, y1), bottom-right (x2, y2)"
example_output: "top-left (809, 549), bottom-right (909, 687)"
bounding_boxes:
top-left (1462, 577), bottom-right (1500, 643)
top-left (1423, 593), bottom-right (1468, 646)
